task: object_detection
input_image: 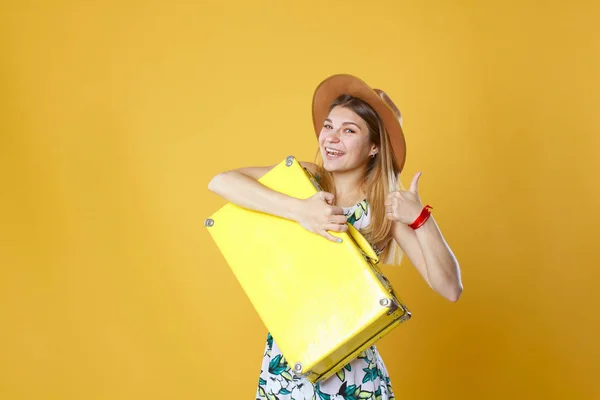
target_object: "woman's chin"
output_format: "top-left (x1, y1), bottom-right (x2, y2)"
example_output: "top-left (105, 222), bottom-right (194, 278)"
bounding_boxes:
top-left (322, 158), bottom-right (366, 173)
top-left (322, 160), bottom-right (345, 172)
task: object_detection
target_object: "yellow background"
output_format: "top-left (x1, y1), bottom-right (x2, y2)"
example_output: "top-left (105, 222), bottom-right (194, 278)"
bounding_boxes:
top-left (1, 0), bottom-right (599, 399)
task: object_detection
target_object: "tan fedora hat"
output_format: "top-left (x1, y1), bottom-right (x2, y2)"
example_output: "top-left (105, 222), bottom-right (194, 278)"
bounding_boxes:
top-left (312, 74), bottom-right (406, 173)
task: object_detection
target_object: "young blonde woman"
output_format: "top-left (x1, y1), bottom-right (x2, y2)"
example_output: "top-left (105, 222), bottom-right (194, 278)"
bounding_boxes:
top-left (208, 74), bottom-right (463, 400)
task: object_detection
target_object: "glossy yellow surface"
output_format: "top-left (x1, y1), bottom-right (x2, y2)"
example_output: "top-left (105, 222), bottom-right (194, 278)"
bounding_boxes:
top-left (205, 156), bottom-right (409, 382)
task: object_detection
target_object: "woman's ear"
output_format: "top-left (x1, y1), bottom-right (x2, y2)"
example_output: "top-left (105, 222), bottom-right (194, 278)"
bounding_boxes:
top-left (370, 145), bottom-right (379, 157)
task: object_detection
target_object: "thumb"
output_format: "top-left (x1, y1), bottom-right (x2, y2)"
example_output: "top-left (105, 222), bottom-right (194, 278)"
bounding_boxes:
top-left (319, 191), bottom-right (335, 204)
top-left (409, 172), bottom-right (422, 193)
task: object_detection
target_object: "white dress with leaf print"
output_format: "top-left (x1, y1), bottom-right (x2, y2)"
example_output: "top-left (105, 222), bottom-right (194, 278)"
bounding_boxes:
top-left (255, 200), bottom-right (396, 400)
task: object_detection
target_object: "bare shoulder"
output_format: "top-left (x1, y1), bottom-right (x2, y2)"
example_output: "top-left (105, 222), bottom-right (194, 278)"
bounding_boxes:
top-left (299, 161), bottom-right (319, 175)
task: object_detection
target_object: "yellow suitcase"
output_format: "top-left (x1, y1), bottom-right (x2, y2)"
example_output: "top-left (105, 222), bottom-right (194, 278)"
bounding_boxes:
top-left (204, 155), bottom-right (411, 383)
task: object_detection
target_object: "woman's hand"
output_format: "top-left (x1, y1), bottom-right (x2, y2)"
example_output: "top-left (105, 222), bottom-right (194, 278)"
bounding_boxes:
top-left (385, 172), bottom-right (425, 224)
top-left (293, 191), bottom-right (348, 243)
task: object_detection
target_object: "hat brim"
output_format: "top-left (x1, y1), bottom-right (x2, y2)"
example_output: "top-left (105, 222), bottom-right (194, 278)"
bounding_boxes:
top-left (312, 74), bottom-right (406, 173)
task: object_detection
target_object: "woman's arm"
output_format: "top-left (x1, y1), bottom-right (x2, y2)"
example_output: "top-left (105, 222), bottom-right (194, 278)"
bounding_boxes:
top-left (392, 218), bottom-right (463, 302)
top-left (208, 162), bottom-right (347, 242)
top-left (208, 164), bottom-right (301, 221)
top-left (385, 172), bottom-right (463, 302)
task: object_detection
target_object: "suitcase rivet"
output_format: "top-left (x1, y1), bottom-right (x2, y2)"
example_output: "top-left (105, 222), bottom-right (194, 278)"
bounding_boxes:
top-left (285, 156), bottom-right (294, 166)
top-left (293, 362), bottom-right (303, 374)
top-left (204, 218), bottom-right (214, 227)
top-left (379, 298), bottom-right (391, 307)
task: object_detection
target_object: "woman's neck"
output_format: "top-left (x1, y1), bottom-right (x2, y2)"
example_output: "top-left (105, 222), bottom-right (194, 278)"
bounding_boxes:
top-left (332, 168), bottom-right (367, 208)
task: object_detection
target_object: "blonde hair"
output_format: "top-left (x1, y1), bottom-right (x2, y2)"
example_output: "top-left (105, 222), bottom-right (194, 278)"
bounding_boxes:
top-left (314, 94), bottom-right (404, 266)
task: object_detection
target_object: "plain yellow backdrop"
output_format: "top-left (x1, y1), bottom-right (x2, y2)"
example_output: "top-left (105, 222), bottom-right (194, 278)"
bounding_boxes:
top-left (1, 0), bottom-right (599, 399)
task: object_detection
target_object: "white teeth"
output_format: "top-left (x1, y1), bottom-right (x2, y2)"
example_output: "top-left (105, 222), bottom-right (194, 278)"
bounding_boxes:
top-left (325, 147), bottom-right (345, 156)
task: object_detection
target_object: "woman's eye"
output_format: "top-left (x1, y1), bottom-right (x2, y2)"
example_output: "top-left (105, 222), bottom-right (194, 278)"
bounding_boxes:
top-left (344, 129), bottom-right (355, 134)
top-left (324, 124), bottom-right (333, 129)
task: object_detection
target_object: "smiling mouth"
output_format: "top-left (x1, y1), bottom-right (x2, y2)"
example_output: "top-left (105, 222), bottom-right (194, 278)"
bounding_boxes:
top-left (325, 147), bottom-right (346, 159)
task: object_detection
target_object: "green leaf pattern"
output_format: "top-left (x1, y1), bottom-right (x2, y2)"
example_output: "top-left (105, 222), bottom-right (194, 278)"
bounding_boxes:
top-left (257, 334), bottom-right (396, 400)
top-left (343, 200), bottom-right (368, 228)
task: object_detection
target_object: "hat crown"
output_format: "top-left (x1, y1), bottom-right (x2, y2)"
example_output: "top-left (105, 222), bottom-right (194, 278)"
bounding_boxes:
top-left (373, 89), bottom-right (402, 125)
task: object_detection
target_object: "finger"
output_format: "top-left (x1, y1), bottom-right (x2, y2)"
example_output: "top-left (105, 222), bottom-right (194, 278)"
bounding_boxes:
top-left (319, 191), bottom-right (335, 204)
top-left (329, 215), bottom-right (348, 224)
top-left (386, 209), bottom-right (398, 221)
top-left (409, 172), bottom-right (422, 193)
top-left (329, 206), bottom-right (344, 215)
top-left (324, 206), bottom-right (344, 217)
top-left (324, 223), bottom-right (348, 233)
top-left (389, 191), bottom-right (403, 199)
top-left (387, 197), bottom-right (400, 208)
top-left (320, 230), bottom-right (342, 243)
top-left (386, 195), bottom-right (401, 206)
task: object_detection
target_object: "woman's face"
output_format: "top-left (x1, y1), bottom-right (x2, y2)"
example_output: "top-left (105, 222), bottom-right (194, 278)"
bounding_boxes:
top-left (318, 106), bottom-right (376, 172)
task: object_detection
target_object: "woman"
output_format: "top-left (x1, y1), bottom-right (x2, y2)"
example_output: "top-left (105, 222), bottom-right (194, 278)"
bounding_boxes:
top-left (208, 74), bottom-right (463, 399)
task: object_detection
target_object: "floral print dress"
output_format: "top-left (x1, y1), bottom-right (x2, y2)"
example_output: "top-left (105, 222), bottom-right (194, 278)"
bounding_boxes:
top-left (255, 200), bottom-right (396, 400)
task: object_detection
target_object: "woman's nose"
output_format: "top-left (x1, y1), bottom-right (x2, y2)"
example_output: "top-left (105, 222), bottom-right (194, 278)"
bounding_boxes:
top-left (326, 131), bottom-right (341, 143)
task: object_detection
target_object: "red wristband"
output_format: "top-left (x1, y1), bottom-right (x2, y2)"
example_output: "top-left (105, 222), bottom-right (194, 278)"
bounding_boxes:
top-left (408, 205), bottom-right (433, 230)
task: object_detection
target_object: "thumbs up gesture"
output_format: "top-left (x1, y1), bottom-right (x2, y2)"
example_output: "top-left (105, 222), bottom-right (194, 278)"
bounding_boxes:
top-left (385, 172), bottom-right (425, 224)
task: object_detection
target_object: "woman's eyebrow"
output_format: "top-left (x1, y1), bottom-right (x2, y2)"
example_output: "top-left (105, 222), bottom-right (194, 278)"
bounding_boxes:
top-left (324, 119), bottom-right (362, 129)
top-left (342, 122), bottom-right (361, 129)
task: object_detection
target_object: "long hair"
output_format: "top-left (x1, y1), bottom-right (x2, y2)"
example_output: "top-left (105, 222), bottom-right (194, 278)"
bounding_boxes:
top-left (314, 94), bottom-right (404, 265)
